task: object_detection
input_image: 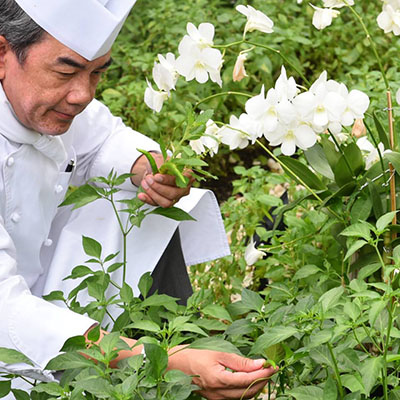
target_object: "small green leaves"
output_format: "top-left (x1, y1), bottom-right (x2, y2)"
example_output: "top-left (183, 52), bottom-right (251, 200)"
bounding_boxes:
top-left (82, 236), bottom-right (102, 259)
top-left (0, 348), bottom-right (33, 366)
top-left (149, 206), bottom-right (196, 221)
top-left (251, 326), bottom-right (298, 356)
top-left (60, 184), bottom-right (102, 210)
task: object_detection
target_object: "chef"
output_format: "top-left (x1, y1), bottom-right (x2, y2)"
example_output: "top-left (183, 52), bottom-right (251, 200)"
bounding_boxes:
top-left (0, 0), bottom-right (276, 398)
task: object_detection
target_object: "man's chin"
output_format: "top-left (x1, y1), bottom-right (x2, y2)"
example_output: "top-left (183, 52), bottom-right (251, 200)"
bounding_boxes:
top-left (36, 121), bottom-right (73, 136)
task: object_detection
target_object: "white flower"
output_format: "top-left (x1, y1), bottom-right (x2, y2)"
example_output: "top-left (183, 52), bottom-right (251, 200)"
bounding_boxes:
top-left (176, 45), bottom-right (223, 86)
top-left (322, 0), bottom-right (354, 7)
top-left (219, 114), bottom-right (252, 150)
top-left (310, 4), bottom-right (340, 30)
top-left (396, 87), bottom-right (400, 105)
top-left (189, 119), bottom-right (221, 156)
top-left (244, 237), bottom-right (266, 265)
top-left (176, 23), bottom-right (223, 87)
top-left (144, 79), bottom-right (169, 113)
top-left (357, 137), bottom-right (388, 169)
top-left (236, 5), bottom-right (274, 35)
top-left (275, 66), bottom-right (299, 101)
top-left (152, 53), bottom-right (179, 93)
top-left (233, 53), bottom-right (248, 82)
top-left (245, 86), bottom-right (280, 136)
top-left (377, 4), bottom-right (400, 35)
top-left (265, 121), bottom-right (317, 156)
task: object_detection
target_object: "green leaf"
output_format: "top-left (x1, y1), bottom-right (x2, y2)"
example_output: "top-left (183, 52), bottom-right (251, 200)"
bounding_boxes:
top-left (138, 272), bottom-right (153, 298)
top-left (385, 151), bottom-right (400, 173)
top-left (358, 263), bottom-right (381, 280)
top-left (149, 206), bottom-right (196, 221)
top-left (100, 332), bottom-right (130, 355)
top-left (195, 109), bottom-right (214, 125)
top-left (0, 348), bottom-right (33, 366)
top-left (241, 288), bottom-right (264, 312)
top-left (304, 144), bottom-right (334, 179)
top-left (343, 302), bottom-right (360, 321)
top-left (59, 184), bottom-right (102, 210)
top-left (333, 143), bottom-right (365, 187)
top-left (262, 343), bottom-right (285, 364)
top-left (188, 337), bottom-right (242, 355)
top-left (120, 283), bottom-right (134, 303)
top-left (293, 264), bottom-right (321, 280)
top-left (32, 382), bottom-right (64, 396)
top-left (323, 376), bottom-right (338, 400)
top-left (0, 381), bottom-right (11, 398)
top-left (340, 223), bottom-right (372, 241)
top-left (320, 137), bottom-right (341, 171)
top-left (127, 320), bottom-right (161, 333)
top-left (60, 335), bottom-right (87, 352)
top-left (45, 352), bottom-right (95, 370)
top-left (369, 299), bottom-right (388, 327)
top-left (144, 343), bottom-right (168, 379)
top-left (64, 265), bottom-right (94, 280)
top-left (344, 240), bottom-right (368, 261)
top-left (307, 330), bottom-right (333, 349)
top-left (287, 385), bottom-right (323, 400)
top-left (10, 389), bottom-right (30, 400)
top-left (202, 304), bottom-right (232, 322)
top-left (368, 180), bottom-right (384, 219)
top-left (341, 373), bottom-right (365, 394)
top-left (318, 286), bottom-right (344, 313)
top-left (82, 236), bottom-right (102, 259)
top-left (351, 195), bottom-right (373, 223)
top-left (360, 356), bottom-right (383, 395)
top-left (42, 290), bottom-right (66, 302)
top-left (107, 262), bottom-right (124, 273)
top-left (279, 156), bottom-right (326, 190)
top-left (251, 326), bottom-right (298, 356)
top-left (376, 210), bottom-right (397, 231)
top-left (373, 111), bottom-right (390, 149)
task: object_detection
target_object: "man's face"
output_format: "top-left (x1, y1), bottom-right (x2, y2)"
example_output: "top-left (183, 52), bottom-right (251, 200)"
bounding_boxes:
top-left (0, 34), bottom-right (112, 135)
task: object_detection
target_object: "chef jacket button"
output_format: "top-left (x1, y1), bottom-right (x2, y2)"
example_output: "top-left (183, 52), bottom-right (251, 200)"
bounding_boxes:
top-left (44, 238), bottom-right (53, 247)
top-left (55, 185), bottom-right (64, 194)
top-left (10, 212), bottom-right (20, 223)
top-left (6, 157), bottom-right (14, 167)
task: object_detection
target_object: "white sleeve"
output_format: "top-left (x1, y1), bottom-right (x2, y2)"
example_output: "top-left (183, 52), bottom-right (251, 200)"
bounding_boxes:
top-left (70, 99), bottom-right (160, 190)
top-left (0, 217), bottom-right (96, 380)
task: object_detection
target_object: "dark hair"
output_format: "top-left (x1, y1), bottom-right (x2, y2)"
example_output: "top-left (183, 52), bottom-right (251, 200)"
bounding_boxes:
top-left (0, 0), bottom-right (45, 63)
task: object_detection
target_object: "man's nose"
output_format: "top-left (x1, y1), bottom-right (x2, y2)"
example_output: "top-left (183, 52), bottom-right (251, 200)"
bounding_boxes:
top-left (66, 76), bottom-right (96, 106)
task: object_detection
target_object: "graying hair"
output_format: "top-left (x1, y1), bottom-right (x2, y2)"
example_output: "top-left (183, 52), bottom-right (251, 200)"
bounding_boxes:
top-left (0, 0), bottom-right (45, 63)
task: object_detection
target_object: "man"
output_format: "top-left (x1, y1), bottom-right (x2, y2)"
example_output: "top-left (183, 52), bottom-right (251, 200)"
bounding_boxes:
top-left (0, 0), bottom-right (276, 398)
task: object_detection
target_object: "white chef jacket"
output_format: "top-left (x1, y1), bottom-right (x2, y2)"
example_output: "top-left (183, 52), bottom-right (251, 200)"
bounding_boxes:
top-left (0, 83), bottom-right (230, 384)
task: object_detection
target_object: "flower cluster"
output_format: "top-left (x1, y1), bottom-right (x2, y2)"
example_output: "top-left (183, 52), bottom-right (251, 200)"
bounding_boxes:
top-left (194, 67), bottom-right (369, 156)
top-left (377, 0), bottom-right (400, 35)
top-left (144, 5), bottom-right (273, 113)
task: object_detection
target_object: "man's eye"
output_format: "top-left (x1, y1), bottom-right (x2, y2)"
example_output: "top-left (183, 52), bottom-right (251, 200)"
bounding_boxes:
top-left (57, 71), bottom-right (75, 76)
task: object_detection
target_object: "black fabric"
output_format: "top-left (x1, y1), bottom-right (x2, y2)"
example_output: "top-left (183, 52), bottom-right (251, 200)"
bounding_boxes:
top-left (147, 228), bottom-right (193, 305)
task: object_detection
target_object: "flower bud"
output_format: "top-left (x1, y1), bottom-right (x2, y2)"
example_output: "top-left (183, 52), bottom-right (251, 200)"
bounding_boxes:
top-left (233, 53), bottom-right (248, 82)
top-left (352, 118), bottom-right (366, 138)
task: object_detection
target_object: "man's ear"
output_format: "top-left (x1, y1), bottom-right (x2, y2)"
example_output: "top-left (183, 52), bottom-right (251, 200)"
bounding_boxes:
top-left (0, 36), bottom-right (10, 80)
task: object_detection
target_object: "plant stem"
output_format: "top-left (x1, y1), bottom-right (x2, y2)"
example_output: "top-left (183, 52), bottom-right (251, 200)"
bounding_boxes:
top-left (382, 301), bottom-right (394, 400)
top-left (194, 91), bottom-right (252, 109)
top-left (244, 40), bottom-right (310, 86)
top-left (328, 132), bottom-right (354, 178)
top-left (327, 343), bottom-right (344, 399)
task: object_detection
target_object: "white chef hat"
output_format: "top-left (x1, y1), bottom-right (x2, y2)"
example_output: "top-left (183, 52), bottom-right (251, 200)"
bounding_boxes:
top-left (14, 0), bottom-right (137, 61)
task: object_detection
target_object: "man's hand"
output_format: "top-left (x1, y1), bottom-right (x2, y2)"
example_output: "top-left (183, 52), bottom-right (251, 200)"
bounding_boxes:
top-left (131, 153), bottom-right (193, 208)
top-left (168, 347), bottom-right (278, 400)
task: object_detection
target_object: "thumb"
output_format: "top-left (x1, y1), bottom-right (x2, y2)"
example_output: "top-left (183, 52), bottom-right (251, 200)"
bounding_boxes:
top-left (219, 353), bottom-right (265, 372)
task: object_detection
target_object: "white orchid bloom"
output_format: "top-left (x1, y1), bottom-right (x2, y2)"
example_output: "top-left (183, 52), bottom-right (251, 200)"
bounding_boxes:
top-left (322, 0), bottom-right (354, 7)
top-left (357, 137), bottom-right (388, 169)
top-left (190, 119), bottom-right (221, 156)
top-left (144, 79), bottom-right (169, 113)
top-left (244, 237), bottom-right (266, 265)
top-left (176, 45), bottom-right (223, 86)
top-left (236, 5), bottom-right (274, 35)
top-left (265, 121), bottom-right (317, 156)
top-left (275, 66), bottom-right (299, 101)
top-left (310, 5), bottom-right (340, 30)
top-left (152, 62), bottom-right (176, 93)
top-left (396, 87), bottom-right (400, 105)
top-left (180, 22), bottom-right (215, 50)
top-left (189, 139), bottom-right (206, 155)
top-left (377, 4), bottom-right (400, 35)
top-left (219, 114), bottom-right (252, 150)
top-left (155, 53), bottom-right (179, 90)
top-left (245, 86), bottom-right (280, 136)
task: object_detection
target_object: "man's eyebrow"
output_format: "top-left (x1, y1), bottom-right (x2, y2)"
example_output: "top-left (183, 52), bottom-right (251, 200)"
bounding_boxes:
top-left (55, 57), bottom-right (113, 70)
